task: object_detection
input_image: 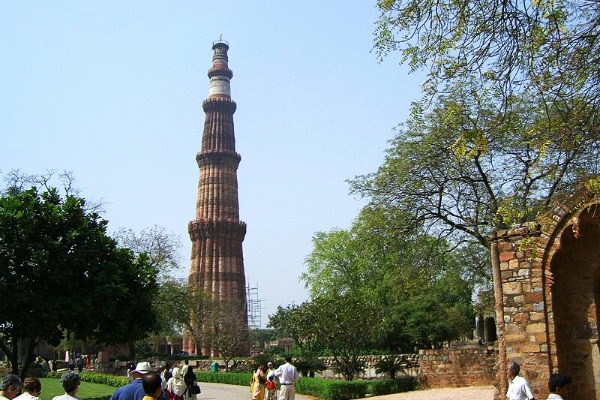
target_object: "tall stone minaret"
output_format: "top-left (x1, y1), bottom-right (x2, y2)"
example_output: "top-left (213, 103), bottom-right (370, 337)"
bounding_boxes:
top-left (183, 40), bottom-right (248, 357)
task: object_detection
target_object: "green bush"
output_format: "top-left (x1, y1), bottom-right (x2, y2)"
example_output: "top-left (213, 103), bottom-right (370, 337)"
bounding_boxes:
top-left (294, 378), bottom-right (367, 400)
top-left (368, 377), bottom-right (418, 396)
top-left (46, 372), bottom-right (129, 388)
top-left (196, 371), bottom-right (252, 386)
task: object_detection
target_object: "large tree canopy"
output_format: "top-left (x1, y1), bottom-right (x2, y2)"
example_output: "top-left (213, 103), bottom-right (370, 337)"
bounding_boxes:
top-left (300, 206), bottom-right (476, 352)
top-left (0, 186), bottom-right (159, 378)
top-left (350, 80), bottom-right (600, 248)
top-left (375, 0), bottom-right (600, 107)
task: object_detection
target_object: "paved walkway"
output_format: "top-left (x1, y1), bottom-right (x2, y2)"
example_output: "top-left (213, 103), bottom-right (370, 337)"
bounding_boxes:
top-left (198, 382), bottom-right (497, 400)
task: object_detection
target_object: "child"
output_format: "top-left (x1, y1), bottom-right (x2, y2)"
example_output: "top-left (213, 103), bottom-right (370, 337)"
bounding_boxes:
top-left (142, 372), bottom-right (164, 400)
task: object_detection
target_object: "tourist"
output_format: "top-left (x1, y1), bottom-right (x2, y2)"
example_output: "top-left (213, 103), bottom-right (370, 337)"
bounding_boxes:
top-left (110, 362), bottom-right (167, 400)
top-left (183, 366), bottom-right (199, 400)
top-left (547, 373), bottom-right (571, 399)
top-left (52, 372), bottom-right (80, 400)
top-left (265, 362), bottom-right (277, 400)
top-left (141, 372), bottom-right (163, 400)
top-left (274, 357), bottom-right (299, 400)
top-left (180, 361), bottom-right (189, 378)
top-left (14, 378), bottom-right (41, 400)
top-left (166, 369), bottom-right (186, 400)
top-left (250, 364), bottom-right (266, 400)
top-left (506, 361), bottom-right (535, 400)
top-left (0, 374), bottom-right (22, 400)
top-left (76, 356), bottom-right (84, 373)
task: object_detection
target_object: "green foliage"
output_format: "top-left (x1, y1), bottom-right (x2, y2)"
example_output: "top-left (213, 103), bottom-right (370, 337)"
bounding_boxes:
top-left (0, 185), bottom-right (159, 378)
top-left (40, 375), bottom-right (123, 400)
top-left (268, 303), bottom-right (326, 362)
top-left (371, 1), bottom-right (600, 255)
top-left (368, 377), bottom-right (418, 396)
top-left (299, 205), bottom-right (477, 353)
top-left (374, 355), bottom-right (405, 379)
top-left (46, 371), bottom-right (128, 387)
top-left (113, 227), bottom-right (186, 342)
top-left (374, 0), bottom-right (600, 113)
top-left (294, 357), bottom-right (326, 378)
top-left (294, 377), bottom-right (368, 400)
top-left (195, 371), bottom-right (252, 386)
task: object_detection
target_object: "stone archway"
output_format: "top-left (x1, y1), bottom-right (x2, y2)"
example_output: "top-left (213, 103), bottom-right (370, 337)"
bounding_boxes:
top-left (548, 203), bottom-right (600, 400)
top-left (491, 194), bottom-right (600, 400)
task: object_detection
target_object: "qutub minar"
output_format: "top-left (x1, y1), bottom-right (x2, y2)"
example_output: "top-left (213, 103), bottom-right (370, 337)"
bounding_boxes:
top-left (182, 40), bottom-right (248, 356)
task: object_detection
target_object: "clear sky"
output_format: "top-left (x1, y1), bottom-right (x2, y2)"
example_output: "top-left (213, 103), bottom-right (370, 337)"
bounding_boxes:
top-left (1, 1), bottom-right (422, 327)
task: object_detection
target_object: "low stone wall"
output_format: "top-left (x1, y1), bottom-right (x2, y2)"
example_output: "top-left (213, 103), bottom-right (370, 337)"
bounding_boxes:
top-left (417, 345), bottom-right (497, 389)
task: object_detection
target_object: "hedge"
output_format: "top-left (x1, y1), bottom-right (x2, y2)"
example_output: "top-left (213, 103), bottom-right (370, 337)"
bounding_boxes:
top-left (46, 371), bottom-right (418, 400)
top-left (46, 371), bottom-right (129, 388)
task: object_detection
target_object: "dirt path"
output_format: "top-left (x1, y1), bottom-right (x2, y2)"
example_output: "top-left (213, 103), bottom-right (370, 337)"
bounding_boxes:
top-left (367, 386), bottom-right (497, 400)
top-left (199, 382), bottom-right (498, 400)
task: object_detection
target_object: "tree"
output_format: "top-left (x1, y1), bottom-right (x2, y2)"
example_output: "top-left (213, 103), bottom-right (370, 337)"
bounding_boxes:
top-left (350, 82), bottom-right (600, 249)
top-left (203, 298), bottom-right (249, 371)
top-left (0, 186), bottom-right (159, 379)
top-left (373, 2), bottom-right (600, 245)
top-left (375, 0), bottom-right (600, 111)
top-left (113, 226), bottom-right (186, 349)
top-left (302, 205), bottom-right (477, 351)
top-left (306, 295), bottom-right (380, 381)
top-left (268, 303), bottom-right (326, 377)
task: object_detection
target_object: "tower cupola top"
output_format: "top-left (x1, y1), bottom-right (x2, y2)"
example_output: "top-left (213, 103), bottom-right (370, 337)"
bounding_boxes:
top-left (207, 38), bottom-right (233, 98)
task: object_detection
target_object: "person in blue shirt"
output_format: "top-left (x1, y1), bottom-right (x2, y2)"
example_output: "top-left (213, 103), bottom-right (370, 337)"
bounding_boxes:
top-left (111, 362), bottom-right (167, 400)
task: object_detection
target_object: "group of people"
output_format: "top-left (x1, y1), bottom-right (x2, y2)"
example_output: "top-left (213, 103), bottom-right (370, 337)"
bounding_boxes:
top-left (113, 361), bottom-right (199, 400)
top-left (251, 356), bottom-right (299, 400)
top-left (0, 372), bottom-right (81, 400)
top-left (0, 358), bottom-right (573, 400)
top-left (507, 361), bottom-right (571, 400)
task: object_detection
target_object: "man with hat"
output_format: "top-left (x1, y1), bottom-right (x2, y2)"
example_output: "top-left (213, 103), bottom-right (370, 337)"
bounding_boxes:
top-left (111, 362), bottom-right (167, 400)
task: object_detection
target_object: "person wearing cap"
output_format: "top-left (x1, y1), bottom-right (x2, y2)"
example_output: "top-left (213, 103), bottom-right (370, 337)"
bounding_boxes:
top-left (265, 362), bottom-right (277, 400)
top-left (14, 378), bottom-right (41, 400)
top-left (0, 374), bottom-right (22, 400)
top-left (51, 372), bottom-right (80, 400)
top-left (110, 362), bottom-right (167, 400)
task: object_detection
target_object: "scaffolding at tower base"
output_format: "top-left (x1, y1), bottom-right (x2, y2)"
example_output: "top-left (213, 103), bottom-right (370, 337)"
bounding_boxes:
top-left (246, 283), bottom-right (263, 330)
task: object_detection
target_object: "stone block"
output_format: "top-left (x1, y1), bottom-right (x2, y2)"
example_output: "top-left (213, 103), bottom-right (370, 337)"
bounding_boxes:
top-left (530, 312), bottom-right (545, 321)
top-left (509, 258), bottom-right (520, 269)
top-left (500, 251), bottom-right (516, 262)
top-left (504, 282), bottom-right (522, 294)
top-left (526, 323), bottom-right (546, 334)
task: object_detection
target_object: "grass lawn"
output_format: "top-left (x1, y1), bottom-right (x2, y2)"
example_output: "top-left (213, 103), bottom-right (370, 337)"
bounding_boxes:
top-left (39, 378), bottom-right (117, 400)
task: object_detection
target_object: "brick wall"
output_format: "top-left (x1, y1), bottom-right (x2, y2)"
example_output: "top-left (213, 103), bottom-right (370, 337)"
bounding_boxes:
top-left (417, 345), bottom-right (497, 389)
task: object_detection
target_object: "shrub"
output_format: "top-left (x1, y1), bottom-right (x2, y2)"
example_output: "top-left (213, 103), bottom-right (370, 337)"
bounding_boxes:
top-left (369, 377), bottom-right (418, 396)
top-left (196, 371), bottom-right (252, 386)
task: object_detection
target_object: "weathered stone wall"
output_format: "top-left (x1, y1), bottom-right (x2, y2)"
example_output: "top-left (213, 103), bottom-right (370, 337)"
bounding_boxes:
top-left (492, 224), bottom-right (550, 400)
top-left (417, 345), bottom-right (496, 389)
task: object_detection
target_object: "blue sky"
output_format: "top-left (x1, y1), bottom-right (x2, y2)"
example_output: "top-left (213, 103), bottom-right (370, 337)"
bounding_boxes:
top-left (1, 1), bottom-right (422, 326)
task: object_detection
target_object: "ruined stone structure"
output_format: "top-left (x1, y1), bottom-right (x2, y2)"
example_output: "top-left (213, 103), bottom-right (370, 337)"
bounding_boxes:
top-left (182, 41), bottom-right (248, 356)
top-left (492, 191), bottom-right (600, 400)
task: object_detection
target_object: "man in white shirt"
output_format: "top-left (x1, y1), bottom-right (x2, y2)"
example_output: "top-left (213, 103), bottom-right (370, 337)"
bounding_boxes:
top-left (506, 361), bottom-right (535, 400)
top-left (274, 356), bottom-right (299, 400)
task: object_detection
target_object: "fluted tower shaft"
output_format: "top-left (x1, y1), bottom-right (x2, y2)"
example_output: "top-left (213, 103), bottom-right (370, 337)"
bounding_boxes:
top-left (183, 41), bottom-right (248, 357)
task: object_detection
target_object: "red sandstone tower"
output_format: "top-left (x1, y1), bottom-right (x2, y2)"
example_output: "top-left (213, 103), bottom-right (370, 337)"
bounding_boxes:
top-left (183, 40), bottom-right (248, 356)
